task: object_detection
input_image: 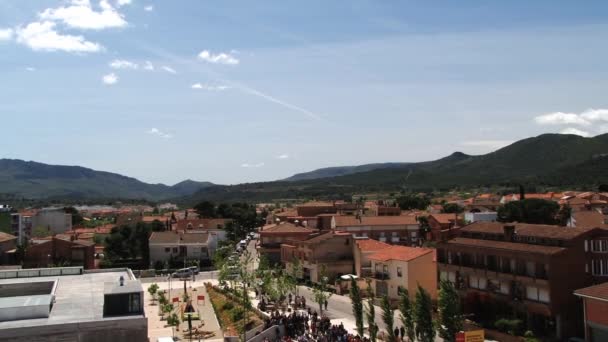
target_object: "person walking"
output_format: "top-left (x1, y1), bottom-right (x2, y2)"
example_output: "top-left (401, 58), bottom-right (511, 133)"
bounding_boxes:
top-left (399, 326), bottom-right (405, 341)
top-left (394, 327), bottom-right (400, 341)
top-left (324, 299), bottom-right (328, 311)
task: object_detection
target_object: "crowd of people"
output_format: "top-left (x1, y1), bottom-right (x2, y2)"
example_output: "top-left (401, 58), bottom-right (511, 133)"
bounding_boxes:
top-left (261, 309), bottom-right (371, 342)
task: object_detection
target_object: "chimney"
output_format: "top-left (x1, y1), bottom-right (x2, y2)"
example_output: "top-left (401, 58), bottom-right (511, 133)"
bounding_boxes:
top-left (503, 225), bottom-right (515, 242)
top-left (119, 275), bottom-right (124, 286)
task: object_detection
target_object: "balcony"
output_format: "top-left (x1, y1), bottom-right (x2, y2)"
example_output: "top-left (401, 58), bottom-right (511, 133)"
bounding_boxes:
top-left (373, 272), bottom-right (390, 280)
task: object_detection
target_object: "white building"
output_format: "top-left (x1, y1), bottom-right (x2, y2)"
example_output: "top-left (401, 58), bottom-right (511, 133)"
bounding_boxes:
top-left (464, 211), bottom-right (497, 223)
top-left (148, 231), bottom-right (217, 266)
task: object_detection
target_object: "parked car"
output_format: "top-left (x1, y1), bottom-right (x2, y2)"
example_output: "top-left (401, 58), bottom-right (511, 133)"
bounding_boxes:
top-left (173, 268), bottom-right (193, 279)
top-left (188, 266), bottom-right (200, 275)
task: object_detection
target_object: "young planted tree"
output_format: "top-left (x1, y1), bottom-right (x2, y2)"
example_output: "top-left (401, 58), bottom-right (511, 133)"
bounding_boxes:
top-left (147, 283), bottom-right (159, 304)
top-left (399, 289), bottom-right (415, 342)
top-left (414, 285), bottom-right (435, 342)
top-left (438, 280), bottom-right (463, 342)
top-left (381, 295), bottom-right (396, 342)
top-left (366, 280), bottom-right (379, 342)
top-left (167, 312), bottom-right (180, 339)
top-left (312, 264), bottom-right (333, 314)
top-left (349, 277), bottom-right (365, 337)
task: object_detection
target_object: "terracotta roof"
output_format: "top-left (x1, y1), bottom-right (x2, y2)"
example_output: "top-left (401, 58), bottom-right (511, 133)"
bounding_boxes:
top-left (571, 210), bottom-right (608, 229)
top-left (430, 214), bottom-right (458, 224)
top-left (446, 237), bottom-right (566, 255)
top-left (176, 218), bottom-right (232, 231)
top-left (149, 231), bottom-right (209, 244)
top-left (462, 221), bottom-right (593, 240)
top-left (297, 201), bottom-right (335, 207)
top-left (261, 222), bottom-right (315, 234)
top-left (575, 282), bottom-right (608, 301)
top-left (355, 238), bottom-right (391, 252)
top-left (301, 231), bottom-right (351, 244)
top-left (142, 216), bottom-right (164, 223)
top-left (334, 215), bottom-right (418, 227)
top-left (0, 232), bottom-right (17, 243)
top-left (368, 245), bottom-right (433, 262)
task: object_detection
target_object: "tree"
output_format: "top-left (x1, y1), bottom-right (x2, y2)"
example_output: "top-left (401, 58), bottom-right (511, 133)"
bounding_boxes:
top-left (414, 285), bottom-right (435, 342)
top-left (148, 283), bottom-right (159, 304)
top-left (497, 198), bottom-right (560, 225)
top-left (381, 295), bottom-right (395, 342)
top-left (437, 280), bottom-right (463, 342)
top-left (556, 204), bottom-right (572, 226)
top-left (599, 184), bottom-right (608, 192)
top-left (397, 194), bottom-right (431, 210)
top-left (399, 289), bottom-right (415, 342)
top-left (162, 303), bottom-right (174, 320)
top-left (312, 265), bottom-right (332, 314)
top-left (194, 201), bottom-right (216, 218)
top-left (32, 225), bottom-right (51, 238)
top-left (441, 203), bottom-right (463, 214)
top-left (63, 206), bottom-right (83, 226)
top-left (366, 280), bottom-right (379, 342)
top-left (167, 312), bottom-right (180, 339)
top-left (349, 277), bottom-right (364, 337)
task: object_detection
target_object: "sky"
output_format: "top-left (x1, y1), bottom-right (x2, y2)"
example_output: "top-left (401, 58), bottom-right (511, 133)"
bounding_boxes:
top-left (2, 1), bottom-right (608, 185)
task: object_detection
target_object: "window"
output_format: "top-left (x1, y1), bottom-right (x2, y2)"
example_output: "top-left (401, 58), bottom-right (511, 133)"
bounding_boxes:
top-left (591, 240), bottom-right (608, 252)
top-left (469, 276), bottom-right (487, 290)
top-left (383, 265), bottom-right (388, 274)
top-left (397, 267), bottom-right (402, 277)
top-left (172, 247), bottom-right (178, 253)
top-left (591, 259), bottom-right (608, 276)
top-left (499, 282), bottom-right (510, 295)
top-left (165, 247), bottom-right (170, 253)
top-left (525, 261), bottom-right (535, 277)
top-left (397, 286), bottom-right (405, 295)
top-left (526, 286), bottom-right (550, 303)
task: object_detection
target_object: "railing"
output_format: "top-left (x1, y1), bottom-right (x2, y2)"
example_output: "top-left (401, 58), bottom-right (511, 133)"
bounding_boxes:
top-left (374, 272), bottom-right (390, 280)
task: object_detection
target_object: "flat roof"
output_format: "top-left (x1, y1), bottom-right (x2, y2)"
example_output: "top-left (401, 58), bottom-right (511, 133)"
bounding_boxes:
top-left (0, 269), bottom-right (142, 330)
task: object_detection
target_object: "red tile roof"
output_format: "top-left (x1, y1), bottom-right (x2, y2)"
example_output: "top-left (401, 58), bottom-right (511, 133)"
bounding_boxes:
top-left (355, 238), bottom-right (391, 252)
top-left (430, 214), bottom-right (458, 224)
top-left (575, 282), bottom-right (608, 301)
top-left (261, 222), bottom-right (316, 234)
top-left (571, 210), bottom-right (608, 229)
top-left (368, 245), bottom-right (433, 262)
top-left (446, 237), bottom-right (566, 255)
top-left (175, 218), bottom-right (232, 231)
top-left (334, 215), bottom-right (418, 227)
top-left (462, 221), bottom-right (594, 240)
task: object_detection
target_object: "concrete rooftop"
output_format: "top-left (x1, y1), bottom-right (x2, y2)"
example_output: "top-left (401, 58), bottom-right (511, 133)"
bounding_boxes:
top-left (0, 269), bottom-right (143, 329)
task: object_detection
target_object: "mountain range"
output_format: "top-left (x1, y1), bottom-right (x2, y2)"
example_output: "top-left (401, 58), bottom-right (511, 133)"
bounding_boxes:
top-left (2, 133), bottom-right (608, 203)
top-left (0, 159), bottom-right (213, 200)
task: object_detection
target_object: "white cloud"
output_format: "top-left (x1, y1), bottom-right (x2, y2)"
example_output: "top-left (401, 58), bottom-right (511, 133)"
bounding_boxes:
top-left (191, 83), bottom-right (229, 91)
top-left (161, 66), bottom-right (176, 74)
top-left (116, 0), bottom-right (132, 6)
top-left (560, 127), bottom-right (591, 137)
top-left (198, 50), bottom-right (239, 65)
top-left (0, 28), bottom-right (13, 41)
top-left (241, 162), bottom-right (264, 168)
top-left (109, 59), bottom-right (138, 69)
top-left (144, 5), bottom-right (154, 11)
top-left (39, 0), bottom-right (128, 30)
top-left (143, 61), bottom-right (154, 70)
top-left (16, 21), bottom-right (102, 53)
top-left (580, 108), bottom-right (608, 122)
top-left (147, 128), bottom-right (172, 139)
top-left (460, 140), bottom-right (514, 149)
top-left (534, 112), bottom-right (590, 126)
top-left (276, 154), bottom-right (289, 159)
top-left (102, 72), bottom-right (118, 85)
top-left (25, 67), bottom-right (36, 71)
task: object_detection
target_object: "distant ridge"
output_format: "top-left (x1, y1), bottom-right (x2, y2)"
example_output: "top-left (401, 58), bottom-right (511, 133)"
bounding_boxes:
top-left (182, 133), bottom-right (608, 203)
top-left (0, 159), bottom-right (213, 200)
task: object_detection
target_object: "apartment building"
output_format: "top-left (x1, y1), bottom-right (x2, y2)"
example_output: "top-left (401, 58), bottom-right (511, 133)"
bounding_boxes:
top-left (10, 209), bottom-right (72, 244)
top-left (427, 213), bottom-right (459, 241)
top-left (437, 221), bottom-right (605, 339)
top-left (258, 222), bottom-right (316, 264)
top-left (149, 231), bottom-right (215, 266)
top-left (353, 238), bottom-right (391, 277)
top-left (24, 236), bottom-right (95, 269)
top-left (281, 231), bottom-right (354, 283)
top-left (574, 282), bottom-right (608, 341)
top-left (369, 245), bottom-right (436, 304)
top-left (322, 215), bottom-right (420, 246)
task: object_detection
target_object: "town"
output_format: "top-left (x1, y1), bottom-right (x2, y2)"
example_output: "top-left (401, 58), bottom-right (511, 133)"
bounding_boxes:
top-left (0, 189), bottom-right (606, 341)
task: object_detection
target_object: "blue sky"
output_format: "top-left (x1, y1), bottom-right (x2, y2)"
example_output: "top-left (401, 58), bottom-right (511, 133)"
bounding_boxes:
top-left (2, 1), bottom-right (608, 185)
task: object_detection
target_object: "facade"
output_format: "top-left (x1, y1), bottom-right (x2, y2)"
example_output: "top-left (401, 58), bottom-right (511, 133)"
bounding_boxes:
top-left (437, 221), bottom-right (606, 339)
top-left (353, 238), bottom-right (391, 277)
top-left (368, 245), bottom-right (436, 304)
top-left (0, 232), bottom-right (17, 265)
top-left (281, 231), bottom-right (354, 283)
top-left (574, 282), bottom-right (608, 341)
top-left (0, 267), bottom-right (147, 342)
top-left (328, 215), bottom-right (420, 246)
top-left (24, 237), bottom-right (95, 269)
top-left (427, 213), bottom-right (459, 241)
top-left (10, 209), bottom-right (72, 244)
top-left (258, 222), bottom-right (315, 264)
top-left (464, 211), bottom-right (498, 223)
top-left (149, 231), bottom-right (214, 266)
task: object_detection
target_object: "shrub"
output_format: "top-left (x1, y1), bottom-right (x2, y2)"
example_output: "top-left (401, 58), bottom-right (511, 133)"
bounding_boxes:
top-left (231, 309), bottom-right (244, 322)
top-left (495, 318), bottom-right (523, 335)
top-left (222, 302), bottom-right (234, 311)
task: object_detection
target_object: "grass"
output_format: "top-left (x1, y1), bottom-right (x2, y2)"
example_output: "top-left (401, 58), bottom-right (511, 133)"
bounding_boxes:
top-left (206, 283), bottom-right (263, 337)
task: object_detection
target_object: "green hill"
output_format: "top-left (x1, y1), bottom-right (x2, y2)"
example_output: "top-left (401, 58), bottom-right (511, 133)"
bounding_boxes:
top-left (0, 159), bottom-right (213, 200)
top-left (182, 133), bottom-right (608, 203)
